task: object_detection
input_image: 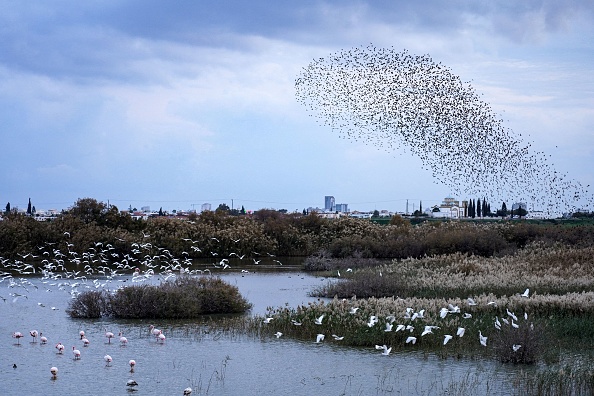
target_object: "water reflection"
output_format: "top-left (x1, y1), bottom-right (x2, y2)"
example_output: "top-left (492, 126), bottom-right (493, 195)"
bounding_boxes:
top-left (1, 272), bottom-right (521, 395)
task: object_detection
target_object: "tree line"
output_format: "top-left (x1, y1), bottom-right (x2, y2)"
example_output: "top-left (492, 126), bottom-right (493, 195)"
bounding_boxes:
top-left (1, 198), bottom-right (592, 261)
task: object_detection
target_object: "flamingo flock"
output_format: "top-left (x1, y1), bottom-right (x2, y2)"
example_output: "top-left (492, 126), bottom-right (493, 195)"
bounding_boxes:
top-left (9, 324), bottom-right (194, 393)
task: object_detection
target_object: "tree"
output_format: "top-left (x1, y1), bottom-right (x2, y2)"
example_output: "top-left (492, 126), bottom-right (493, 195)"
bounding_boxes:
top-left (216, 203), bottom-right (230, 213)
top-left (68, 198), bottom-right (107, 224)
top-left (419, 201), bottom-right (423, 213)
top-left (497, 202), bottom-right (508, 217)
top-left (373, 210), bottom-right (380, 218)
top-left (158, 207), bottom-right (164, 216)
top-left (241, 205), bottom-right (246, 215)
top-left (27, 198), bottom-right (32, 215)
top-left (477, 198), bottom-right (482, 218)
top-left (389, 214), bottom-right (410, 227)
top-left (5, 202), bottom-right (10, 214)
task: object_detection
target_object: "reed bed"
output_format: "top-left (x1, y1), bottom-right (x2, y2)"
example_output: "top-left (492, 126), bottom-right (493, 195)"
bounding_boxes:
top-left (315, 242), bottom-right (594, 300)
top-left (250, 242), bottom-right (594, 367)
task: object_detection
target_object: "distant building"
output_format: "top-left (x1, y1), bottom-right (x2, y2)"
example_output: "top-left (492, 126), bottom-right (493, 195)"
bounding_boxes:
top-left (141, 206), bottom-right (150, 213)
top-left (442, 196), bottom-right (459, 207)
top-left (335, 203), bottom-right (349, 213)
top-left (201, 203), bottom-right (212, 212)
top-left (324, 196), bottom-right (335, 211)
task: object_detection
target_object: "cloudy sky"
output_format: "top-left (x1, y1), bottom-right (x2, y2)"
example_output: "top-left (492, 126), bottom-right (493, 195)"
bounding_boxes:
top-left (1, 1), bottom-right (593, 214)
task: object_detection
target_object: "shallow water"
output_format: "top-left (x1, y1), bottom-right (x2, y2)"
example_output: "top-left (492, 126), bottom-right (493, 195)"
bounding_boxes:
top-left (1, 272), bottom-right (527, 395)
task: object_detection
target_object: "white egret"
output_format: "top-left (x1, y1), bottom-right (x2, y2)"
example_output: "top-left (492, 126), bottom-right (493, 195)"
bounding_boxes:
top-left (456, 327), bottom-right (465, 337)
top-left (314, 314), bottom-right (325, 325)
top-left (443, 335), bottom-right (453, 345)
top-left (479, 331), bottom-right (487, 347)
top-left (315, 334), bottom-right (325, 343)
top-left (405, 336), bottom-right (417, 344)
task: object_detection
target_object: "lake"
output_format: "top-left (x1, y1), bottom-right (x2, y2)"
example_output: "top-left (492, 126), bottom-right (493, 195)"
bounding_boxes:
top-left (1, 269), bottom-right (524, 395)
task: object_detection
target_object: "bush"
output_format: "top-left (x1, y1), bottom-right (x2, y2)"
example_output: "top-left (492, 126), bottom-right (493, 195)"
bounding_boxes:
top-left (66, 290), bottom-right (111, 318)
top-left (67, 276), bottom-right (251, 319)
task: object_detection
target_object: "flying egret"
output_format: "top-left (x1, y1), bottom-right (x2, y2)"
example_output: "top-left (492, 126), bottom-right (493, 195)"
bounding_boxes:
top-left (521, 288), bottom-right (530, 298)
top-left (421, 325), bottom-right (440, 336)
top-left (463, 313), bottom-right (472, 319)
top-left (405, 336), bottom-right (417, 345)
top-left (381, 346), bottom-right (392, 355)
top-left (512, 344), bottom-right (522, 352)
top-left (443, 335), bottom-right (453, 345)
top-left (467, 297), bottom-right (478, 306)
top-left (456, 327), bottom-right (465, 337)
top-left (315, 334), bottom-right (325, 343)
top-left (332, 334), bottom-right (344, 340)
top-left (314, 314), bottom-right (325, 325)
top-left (274, 332), bottom-right (283, 338)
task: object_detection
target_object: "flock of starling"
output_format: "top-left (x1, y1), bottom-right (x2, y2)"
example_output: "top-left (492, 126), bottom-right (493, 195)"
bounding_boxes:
top-left (295, 45), bottom-right (592, 215)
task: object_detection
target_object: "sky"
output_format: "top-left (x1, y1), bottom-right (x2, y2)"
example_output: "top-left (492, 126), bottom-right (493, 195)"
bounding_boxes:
top-left (1, 1), bottom-right (593, 214)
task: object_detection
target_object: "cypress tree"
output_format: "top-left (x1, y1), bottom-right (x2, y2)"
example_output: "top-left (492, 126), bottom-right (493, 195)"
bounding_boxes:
top-left (27, 198), bottom-right (32, 215)
top-left (477, 198), bottom-right (482, 218)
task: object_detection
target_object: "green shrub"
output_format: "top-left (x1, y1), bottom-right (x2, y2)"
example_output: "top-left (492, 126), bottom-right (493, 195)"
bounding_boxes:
top-left (66, 290), bottom-right (111, 318)
top-left (67, 276), bottom-right (251, 319)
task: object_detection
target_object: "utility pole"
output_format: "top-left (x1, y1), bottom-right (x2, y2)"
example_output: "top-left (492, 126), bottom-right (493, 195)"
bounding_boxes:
top-left (406, 199), bottom-right (409, 215)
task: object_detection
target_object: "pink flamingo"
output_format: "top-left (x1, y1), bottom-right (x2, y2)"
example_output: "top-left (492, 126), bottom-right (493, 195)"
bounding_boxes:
top-left (104, 354), bottom-right (112, 366)
top-left (119, 331), bottom-right (128, 346)
top-left (29, 330), bottom-right (39, 343)
top-left (105, 330), bottom-right (114, 344)
top-left (55, 342), bottom-right (65, 354)
top-left (40, 332), bottom-right (48, 344)
top-left (158, 333), bottom-right (166, 343)
top-left (82, 337), bottom-right (90, 347)
top-left (149, 325), bottom-right (162, 338)
top-left (72, 346), bottom-right (81, 360)
top-left (129, 359), bottom-right (136, 372)
top-left (50, 366), bottom-right (58, 379)
top-left (12, 332), bottom-right (24, 345)
top-left (79, 330), bottom-right (85, 340)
